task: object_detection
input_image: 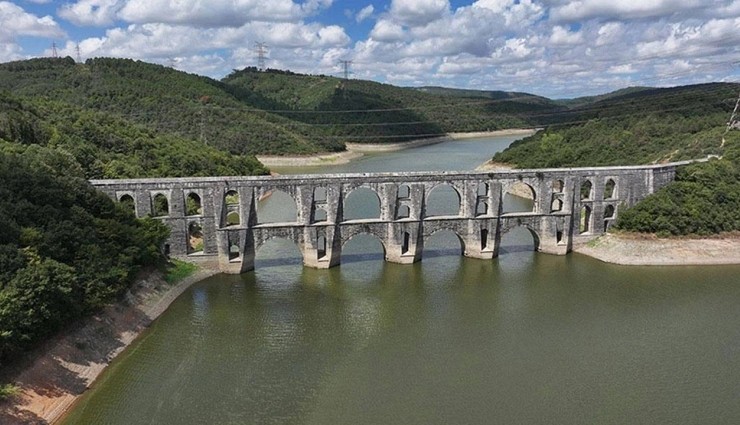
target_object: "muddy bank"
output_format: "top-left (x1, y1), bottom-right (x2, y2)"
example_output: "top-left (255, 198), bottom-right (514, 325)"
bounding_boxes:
top-left (0, 265), bottom-right (219, 424)
top-left (257, 151), bottom-right (363, 167)
top-left (260, 129), bottom-right (539, 167)
top-left (347, 129), bottom-right (539, 153)
top-left (574, 233), bottom-right (740, 266)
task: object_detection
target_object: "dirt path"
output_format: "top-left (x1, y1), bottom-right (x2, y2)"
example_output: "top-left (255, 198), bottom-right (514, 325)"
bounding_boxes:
top-left (575, 233), bottom-right (740, 266)
top-left (0, 267), bottom-right (219, 424)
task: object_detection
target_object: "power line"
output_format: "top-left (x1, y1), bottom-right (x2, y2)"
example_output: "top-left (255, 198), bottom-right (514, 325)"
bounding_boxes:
top-left (51, 42), bottom-right (58, 58)
top-left (75, 43), bottom-right (82, 63)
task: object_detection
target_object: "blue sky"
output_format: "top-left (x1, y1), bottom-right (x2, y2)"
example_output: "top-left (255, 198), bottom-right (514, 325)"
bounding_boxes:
top-left (1, 0), bottom-right (739, 98)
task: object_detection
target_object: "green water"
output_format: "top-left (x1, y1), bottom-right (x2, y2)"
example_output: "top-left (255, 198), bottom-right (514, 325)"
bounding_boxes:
top-left (63, 137), bottom-right (740, 424)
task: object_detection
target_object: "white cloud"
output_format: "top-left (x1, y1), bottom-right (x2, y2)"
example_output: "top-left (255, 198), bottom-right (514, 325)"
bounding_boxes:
top-left (549, 25), bottom-right (583, 45)
top-left (550, 0), bottom-right (705, 22)
top-left (0, 1), bottom-right (65, 42)
top-left (389, 0), bottom-right (449, 26)
top-left (118, 0), bottom-right (330, 27)
top-left (58, 0), bottom-right (121, 26)
top-left (370, 20), bottom-right (405, 42)
top-left (356, 4), bottom-right (374, 22)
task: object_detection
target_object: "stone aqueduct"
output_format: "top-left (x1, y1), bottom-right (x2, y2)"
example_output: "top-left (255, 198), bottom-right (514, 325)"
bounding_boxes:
top-left (91, 162), bottom-right (684, 274)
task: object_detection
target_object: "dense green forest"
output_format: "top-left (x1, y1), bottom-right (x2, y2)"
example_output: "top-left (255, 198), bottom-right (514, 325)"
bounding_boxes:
top-left (0, 57), bottom-right (555, 156)
top-left (615, 157), bottom-right (740, 236)
top-left (0, 91), bottom-right (267, 179)
top-left (0, 145), bottom-right (169, 365)
top-left (488, 82), bottom-right (740, 235)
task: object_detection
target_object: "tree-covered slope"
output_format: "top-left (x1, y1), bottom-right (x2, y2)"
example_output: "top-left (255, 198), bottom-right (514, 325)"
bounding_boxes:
top-left (222, 67), bottom-right (560, 143)
top-left (0, 91), bottom-right (267, 179)
top-left (0, 146), bottom-right (169, 364)
top-left (0, 58), bottom-right (561, 156)
top-left (0, 58), bottom-right (329, 155)
top-left (492, 83), bottom-right (740, 168)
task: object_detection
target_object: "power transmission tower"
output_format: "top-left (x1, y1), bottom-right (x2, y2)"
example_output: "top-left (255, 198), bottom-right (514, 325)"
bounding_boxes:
top-left (339, 60), bottom-right (353, 80)
top-left (51, 42), bottom-right (58, 58)
top-left (254, 42), bottom-right (268, 71)
top-left (75, 43), bottom-right (82, 63)
top-left (338, 60), bottom-right (353, 99)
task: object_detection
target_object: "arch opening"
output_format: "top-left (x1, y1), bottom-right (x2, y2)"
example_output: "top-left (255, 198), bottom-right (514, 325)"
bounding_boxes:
top-left (317, 234), bottom-right (327, 259)
top-left (481, 228), bottom-right (489, 250)
top-left (119, 194), bottom-right (135, 213)
top-left (343, 187), bottom-right (381, 221)
top-left (254, 237), bottom-right (304, 268)
top-left (225, 190), bottom-right (240, 226)
top-left (313, 207), bottom-right (328, 223)
top-left (580, 180), bottom-right (593, 200)
top-left (226, 212), bottom-right (241, 226)
top-left (397, 204), bottom-right (410, 219)
top-left (503, 182), bottom-right (536, 214)
top-left (186, 193), bottom-right (202, 216)
top-left (402, 231), bottom-right (411, 254)
top-left (423, 229), bottom-right (465, 258)
top-left (477, 182), bottom-right (489, 197)
top-left (314, 187), bottom-right (327, 203)
top-left (551, 197), bottom-right (563, 212)
top-left (341, 233), bottom-right (386, 264)
top-left (398, 184), bottom-right (410, 199)
top-left (499, 226), bottom-right (540, 254)
top-left (476, 200), bottom-right (488, 216)
top-left (187, 222), bottom-right (204, 254)
top-left (257, 189), bottom-right (298, 224)
top-left (229, 232), bottom-right (242, 261)
top-left (604, 204), bottom-right (615, 219)
top-left (580, 205), bottom-right (592, 234)
top-left (552, 180), bottom-right (564, 193)
top-left (603, 204), bottom-right (616, 233)
top-left (425, 184), bottom-right (461, 217)
top-left (604, 179), bottom-right (616, 199)
top-left (152, 193), bottom-right (169, 217)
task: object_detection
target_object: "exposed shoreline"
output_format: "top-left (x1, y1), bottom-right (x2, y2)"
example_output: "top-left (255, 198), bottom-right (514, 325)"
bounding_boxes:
top-left (1, 264), bottom-right (220, 424)
top-left (258, 128), bottom-right (538, 167)
top-left (574, 233), bottom-right (740, 266)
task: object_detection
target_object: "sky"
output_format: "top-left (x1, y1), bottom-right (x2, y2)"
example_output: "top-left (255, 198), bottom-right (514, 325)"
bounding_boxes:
top-left (1, 0), bottom-right (739, 98)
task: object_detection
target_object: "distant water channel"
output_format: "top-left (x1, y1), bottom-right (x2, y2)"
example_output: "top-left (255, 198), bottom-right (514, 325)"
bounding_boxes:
top-left (63, 136), bottom-right (740, 424)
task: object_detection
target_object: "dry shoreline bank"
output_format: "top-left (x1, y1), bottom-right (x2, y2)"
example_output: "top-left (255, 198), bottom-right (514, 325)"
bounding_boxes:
top-left (258, 128), bottom-right (538, 167)
top-left (574, 233), bottom-right (740, 266)
top-left (1, 265), bottom-right (220, 424)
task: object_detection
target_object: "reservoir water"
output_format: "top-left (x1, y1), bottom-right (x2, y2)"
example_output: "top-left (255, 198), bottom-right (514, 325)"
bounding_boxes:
top-left (63, 136), bottom-right (740, 424)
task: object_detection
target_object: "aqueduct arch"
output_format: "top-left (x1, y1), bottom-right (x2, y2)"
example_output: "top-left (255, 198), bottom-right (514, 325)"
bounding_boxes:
top-left (91, 161), bottom-right (687, 273)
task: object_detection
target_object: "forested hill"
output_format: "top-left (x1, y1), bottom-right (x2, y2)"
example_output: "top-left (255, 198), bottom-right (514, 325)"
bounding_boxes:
top-left (0, 57), bottom-right (558, 161)
top-left (492, 82), bottom-right (740, 168)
